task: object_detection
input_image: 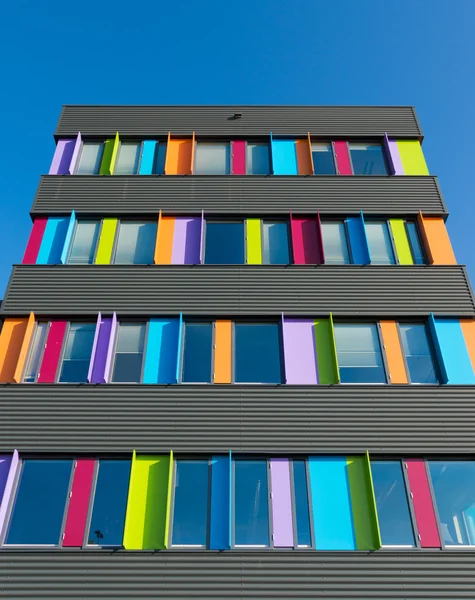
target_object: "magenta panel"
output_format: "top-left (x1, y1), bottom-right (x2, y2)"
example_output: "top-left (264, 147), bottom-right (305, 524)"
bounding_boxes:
top-left (406, 459), bottom-right (441, 548)
top-left (37, 321), bottom-right (67, 383)
top-left (22, 218), bottom-right (47, 264)
top-left (282, 318), bottom-right (318, 384)
top-left (333, 141), bottom-right (352, 175)
top-left (0, 450), bottom-right (19, 536)
top-left (171, 217), bottom-right (201, 264)
top-left (290, 216), bottom-right (323, 264)
top-left (232, 141), bottom-right (246, 175)
top-left (63, 459), bottom-right (95, 547)
top-left (49, 139), bottom-right (76, 175)
top-left (270, 459), bottom-right (294, 547)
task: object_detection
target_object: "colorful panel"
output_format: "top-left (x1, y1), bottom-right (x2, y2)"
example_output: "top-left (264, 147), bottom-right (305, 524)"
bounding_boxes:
top-left (333, 141), bottom-right (352, 175)
top-left (346, 213), bottom-right (370, 264)
top-left (313, 316), bottom-right (339, 384)
top-left (246, 219), bottom-right (262, 264)
top-left (295, 139), bottom-right (313, 175)
top-left (139, 141), bottom-right (156, 175)
top-left (13, 313), bottom-right (36, 383)
top-left (88, 314), bottom-right (114, 384)
top-left (164, 450), bottom-right (174, 549)
top-left (389, 219), bottom-right (413, 265)
top-left (60, 211), bottom-right (76, 265)
top-left (214, 320), bottom-right (232, 384)
top-left (171, 217), bottom-right (201, 265)
top-left (383, 135), bottom-right (404, 175)
top-left (231, 141), bottom-right (246, 175)
top-left (49, 139), bottom-right (76, 175)
top-left (36, 217), bottom-right (70, 264)
top-left (282, 318), bottom-right (318, 384)
top-left (347, 455), bottom-right (381, 550)
top-left (22, 218), bottom-right (47, 264)
top-left (103, 313), bottom-right (118, 383)
top-left (37, 321), bottom-right (67, 383)
top-left (405, 459), bottom-right (441, 548)
top-left (165, 137), bottom-right (193, 175)
top-left (460, 320), bottom-right (475, 374)
top-left (94, 219), bottom-right (118, 264)
top-left (210, 455), bottom-right (230, 550)
top-left (63, 459), bottom-right (95, 547)
top-left (0, 450), bottom-right (19, 535)
top-left (290, 216), bottom-right (324, 265)
top-left (0, 318), bottom-right (29, 383)
top-left (270, 458), bottom-right (294, 547)
top-left (379, 321), bottom-right (408, 384)
top-left (143, 318), bottom-right (180, 384)
top-left (68, 132), bottom-right (82, 175)
top-left (0, 456), bottom-right (12, 505)
top-left (417, 215), bottom-right (456, 265)
top-left (271, 139), bottom-right (298, 175)
top-left (155, 214), bottom-right (175, 264)
top-left (100, 132), bottom-right (119, 175)
top-left (429, 316), bottom-right (475, 384)
top-left (397, 140), bottom-right (429, 175)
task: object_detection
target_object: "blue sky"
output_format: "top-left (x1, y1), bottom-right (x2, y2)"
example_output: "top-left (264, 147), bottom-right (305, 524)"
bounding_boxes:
top-left (1, 0), bottom-right (474, 292)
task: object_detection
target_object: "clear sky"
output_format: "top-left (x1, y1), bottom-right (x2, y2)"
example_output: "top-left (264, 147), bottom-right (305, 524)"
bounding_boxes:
top-left (1, 0), bottom-right (474, 293)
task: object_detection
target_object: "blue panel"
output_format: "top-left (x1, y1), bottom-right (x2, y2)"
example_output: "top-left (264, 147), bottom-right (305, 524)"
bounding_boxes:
top-left (210, 455), bottom-right (230, 550)
top-left (139, 141), bottom-right (156, 175)
top-left (430, 316), bottom-right (475, 384)
top-left (175, 313), bottom-right (183, 384)
top-left (346, 214), bottom-right (370, 265)
top-left (36, 217), bottom-right (70, 265)
top-left (271, 140), bottom-right (298, 175)
top-left (228, 450), bottom-right (232, 549)
top-left (60, 211), bottom-right (76, 265)
top-left (308, 456), bottom-right (356, 550)
top-left (142, 318), bottom-right (179, 384)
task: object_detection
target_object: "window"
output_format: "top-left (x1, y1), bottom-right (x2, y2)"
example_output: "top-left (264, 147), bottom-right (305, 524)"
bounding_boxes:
top-left (334, 324), bottom-right (387, 384)
top-left (428, 461), bottom-right (475, 547)
top-left (311, 143), bottom-right (336, 175)
top-left (5, 460), bottom-right (72, 545)
top-left (87, 460), bottom-right (131, 547)
top-left (194, 142), bottom-right (230, 175)
top-left (23, 322), bottom-right (48, 383)
top-left (171, 460), bottom-right (209, 546)
top-left (371, 461), bottom-right (415, 546)
top-left (234, 323), bottom-right (282, 383)
top-left (246, 143), bottom-right (270, 175)
top-left (58, 323), bottom-right (96, 383)
top-left (113, 221), bottom-right (157, 264)
top-left (399, 324), bottom-right (438, 384)
top-left (405, 221), bottom-right (425, 265)
top-left (68, 221), bottom-right (100, 264)
top-left (349, 143), bottom-right (388, 175)
top-left (365, 221), bottom-right (395, 264)
top-left (321, 222), bottom-right (351, 264)
top-left (154, 143), bottom-right (167, 175)
top-left (292, 460), bottom-right (312, 547)
top-left (114, 142), bottom-right (141, 175)
top-left (111, 323), bottom-right (146, 383)
top-left (234, 460), bottom-right (270, 546)
top-left (204, 222), bottom-right (244, 264)
top-left (262, 221), bottom-right (290, 264)
top-left (76, 142), bottom-right (104, 175)
top-left (181, 322), bottom-right (213, 383)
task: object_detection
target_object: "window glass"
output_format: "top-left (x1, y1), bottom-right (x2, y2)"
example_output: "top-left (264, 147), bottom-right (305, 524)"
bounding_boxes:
top-left (58, 323), bottom-right (96, 383)
top-left (399, 324), bottom-right (438, 384)
top-left (311, 143), bottom-right (336, 175)
top-left (76, 142), bottom-right (103, 175)
top-left (182, 322), bottom-right (213, 383)
top-left (371, 461), bottom-right (415, 546)
top-left (262, 222), bottom-right (290, 264)
top-left (429, 461), bottom-right (475, 546)
top-left (321, 222), bottom-right (350, 264)
top-left (87, 460), bottom-right (131, 546)
top-left (406, 222), bottom-right (425, 265)
top-left (234, 460), bottom-right (269, 546)
top-left (247, 143), bottom-right (270, 175)
top-left (114, 221), bottom-right (157, 264)
top-left (349, 143), bottom-right (388, 175)
top-left (6, 460), bottom-right (72, 545)
top-left (23, 322), bottom-right (48, 383)
top-left (111, 323), bottom-right (146, 383)
top-left (365, 221), bottom-right (395, 264)
top-left (292, 460), bottom-right (312, 547)
top-left (235, 323), bottom-right (282, 384)
top-left (172, 460), bottom-right (209, 546)
top-left (68, 221), bottom-right (100, 264)
top-left (114, 142), bottom-right (141, 175)
top-left (334, 324), bottom-right (386, 384)
top-left (154, 143), bottom-right (167, 175)
top-left (194, 143), bottom-right (230, 175)
top-left (205, 222), bottom-right (244, 264)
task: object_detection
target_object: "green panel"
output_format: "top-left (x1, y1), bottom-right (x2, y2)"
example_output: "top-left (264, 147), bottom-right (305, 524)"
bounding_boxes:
top-left (164, 450), bottom-right (174, 548)
top-left (346, 455), bottom-right (381, 550)
top-left (99, 132), bottom-right (119, 175)
top-left (365, 450), bottom-right (382, 548)
top-left (314, 316), bottom-right (339, 384)
top-left (246, 219), bottom-right (262, 264)
top-left (390, 219), bottom-right (413, 265)
top-left (94, 219), bottom-right (118, 264)
top-left (109, 132), bottom-right (120, 175)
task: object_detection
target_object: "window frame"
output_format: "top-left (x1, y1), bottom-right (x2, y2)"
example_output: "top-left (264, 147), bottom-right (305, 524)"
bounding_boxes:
top-left (404, 219), bottom-right (426, 265)
top-left (310, 140), bottom-right (337, 176)
top-left (365, 219), bottom-right (397, 265)
top-left (347, 141), bottom-right (389, 176)
top-left (245, 140), bottom-right (271, 176)
top-left (289, 458), bottom-right (315, 549)
top-left (396, 321), bottom-right (440, 385)
top-left (203, 219), bottom-right (246, 265)
top-left (21, 321), bottom-right (50, 384)
top-left (109, 321), bottom-right (149, 384)
top-left (55, 321), bottom-right (97, 384)
top-left (153, 140), bottom-right (168, 175)
top-left (261, 219), bottom-right (291, 265)
top-left (179, 320), bottom-right (215, 385)
top-left (110, 219), bottom-right (157, 265)
top-left (193, 140), bottom-right (231, 176)
top-left (66, 219), bottom-right (102, 265)
top-left (114, 141), bottom-right (143, 176)
top-left (75, 141), bottom-right (105, 176)
top-left (320, 219), bottom-right (353, 265)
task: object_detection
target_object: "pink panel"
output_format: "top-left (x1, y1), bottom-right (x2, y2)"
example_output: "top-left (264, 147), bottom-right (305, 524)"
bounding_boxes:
top-left (333, 141), bottom-right (352, 175)
top-left (290, 215), bottom-right (324, 265)
top-left (232, 141), bottom-right (246, 175)
top-left (22, 218), bottom-right (47, 264)
top-left (37, 321), bottom-right (67, 383)
top-left (405, 459), bottom-right (441, 548)
top-left (63, 459), bottom-right (95, 547)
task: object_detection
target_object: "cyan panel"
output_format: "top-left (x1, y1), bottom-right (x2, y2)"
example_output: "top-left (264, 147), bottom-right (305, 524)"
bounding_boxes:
top-left (36, 217), bottom-right (70, 265)
top-left (210, 455), bottom-right (230, 550)
top-left (308, 456), bottom-right (356, 550)
top-left (60, 211), bottom-right (76, 265)
top-left (271, 140), bottom-right (298, 175)
top-left (346, 214), bottom-right (370, 264)
top-left (143, 318), bottom-right (180, 384)
top-left (429, 316), bottom-right (475, 384)
top-left (139, 141), bottom-right (157, 175)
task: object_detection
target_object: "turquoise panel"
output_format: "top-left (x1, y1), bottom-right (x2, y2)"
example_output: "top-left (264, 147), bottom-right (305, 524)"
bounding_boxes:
top-left (143, 318), bottom-right (179, 384)
top-left (346, 213), bottom-right (370, 264)
top-left (210, 455), bottom-right (230, 550)
top-left (429, 316), bottom-right (475, 384)
top-left (139, 141), bottom-right (157, 175)
top-left (175, 313), bottom-right (183, 384)
top-left (271, 140), bottom-right (298, 175)
top-left (60, 210), bottom-right (76, 265)
top-left (308, 456), bottom-right (356, 550)
top-left (36, 217), bottom-right (70, 265)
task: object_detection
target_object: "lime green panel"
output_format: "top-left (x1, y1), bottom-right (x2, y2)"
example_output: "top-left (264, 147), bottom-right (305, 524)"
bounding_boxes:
top-left (164, 450), bottom-right (174, 548)
top-left (122, 449), bottom-right (137, 548)
top-left (122, 454), bottom-right (170, 550)
top-left (246, 219), bottom-right (262, 264)
top-left (99, 139), bottom-right (115, 175)
top-left (314, 317), bottom-right (339, 384)
top-left (94, 219), bottom-right (118, 264)
top-left (109, 132), bottom-right (120, 175)
top-left (347, 455), bottom-right (381, 550)
top-left (390, 219), bottom-right (414, 265)
top-left (365, 450), bottom-right (382, 548)
top-left (396, 140), bottom-right (429, 175)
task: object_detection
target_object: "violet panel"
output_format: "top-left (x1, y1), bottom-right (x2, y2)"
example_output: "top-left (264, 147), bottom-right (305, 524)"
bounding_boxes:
top-left (0, 450), bottom-right (19, 536)
top-left (270, 458), bottom-right (294, 547)
top-left (49, 140), bottom-right (76, 175)
top-left (90, 316), bottom-right (113, 384)
top-left (282, 318), bottom-right (318, 384)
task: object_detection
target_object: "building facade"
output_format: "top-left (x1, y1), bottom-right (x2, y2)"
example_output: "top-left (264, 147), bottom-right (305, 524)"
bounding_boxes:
top-left (0, 105), bottom-right (475, 598)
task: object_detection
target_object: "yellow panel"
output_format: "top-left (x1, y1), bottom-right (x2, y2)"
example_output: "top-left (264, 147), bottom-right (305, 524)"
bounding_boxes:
top-left (397, 140), bottom-right (429, 175)
top-left (246, 219), bottom-right (262, 264)
top-left (13, 312), bottom-right (36, 383)
top-left (109, 132), bottom-right (120, 175)
top-left (389, 219), bottom-right (413, 265)
top-left (94, 219), bottom-right (118, 264)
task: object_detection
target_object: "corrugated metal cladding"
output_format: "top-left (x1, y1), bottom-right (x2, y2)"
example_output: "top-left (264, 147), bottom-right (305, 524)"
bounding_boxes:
top-left (2, 385), bottom-right (475, 454)
top-left (2, 552), bottom-right (475, 599)
top-left (32, 175), bottom-right (447, 216)
top-left (55, 105), bottom-right (423, 138)
top-left (2, 265), bottom-right (474, 317)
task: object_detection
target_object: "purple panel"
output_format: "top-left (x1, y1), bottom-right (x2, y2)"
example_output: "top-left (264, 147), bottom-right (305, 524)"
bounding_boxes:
top-left (199, 210), bottom-right (204, 264)
top-left (384, 133), bottom-right (404, 175)
top-left (270, 459), bottom-right (294, 547)
top-left (103, 312), bottom-right (118, 383)
top-left (49, 140), bottom-right (76, 175)
top-left (282, 318), bottom-right (318, 384)
top-left (89, 315), bottom-right (113, 384)
top-left (0, 450), bottom-right (19, 536)
top-left (0, 456), bottom-right (12, 502)
top-left (68, 132), bottom-right (82, 175)
top-left (171, 217), bottom-right (201, 264)
top-left (87, 313), bottom-right (102, 383)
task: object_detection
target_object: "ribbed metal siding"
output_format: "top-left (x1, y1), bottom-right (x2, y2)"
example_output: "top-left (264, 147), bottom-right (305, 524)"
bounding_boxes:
top-left (55, 105), bottom-right (423, 138)
top-left (2, 552), bottom-right (475, 599)
top-left (32, 175), bottom-right (447, 216)
top-left (2, 385), bottom-right (475, 454)
top-left (2, 265), bottom-right (473, 317)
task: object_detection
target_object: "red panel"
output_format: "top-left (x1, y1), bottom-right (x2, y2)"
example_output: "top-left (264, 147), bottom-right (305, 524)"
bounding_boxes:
top-left (22, 219), bottom-right (47, 264)
top-left (405, 459), bottom-right (441, 548)
top-left (63, 459), bottom-right (95, 547)
top-left (232, 141), bottom-right (246, 175)
top-left (37, 321), bottom-right (67, 383)
top-left (333, 141), bottom-right (352, 175)
top-left (290, 215), bottom-right (323, 265)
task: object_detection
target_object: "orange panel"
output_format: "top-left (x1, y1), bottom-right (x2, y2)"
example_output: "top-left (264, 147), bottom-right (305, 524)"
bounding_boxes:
top-left (214, 320), bottom-right (232, 384)
top-left (418, 213), bottom-right (456, 265)
top-left (307, 132), bottom-right (314, 174)
top-left (379, 321), bottom-right (408, 384)
top-left (460, 320), bottom-right (475, 373)
top-left (191, 132), bottom-right (196, 174)
top-left (164, 136), bottom-right (193, 175)
top-left (155, 214), bottom-right (175, 264)
top-left (296, 139), bottom-right (313, 175)
top-left (0, 318), bottom-right (29, 383)
top-left (13, 312), bottom-right (36, 383)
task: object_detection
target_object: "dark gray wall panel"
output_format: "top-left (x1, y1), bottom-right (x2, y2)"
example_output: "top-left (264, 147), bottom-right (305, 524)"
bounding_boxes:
top-left (2, 265), bottom-right (473, 317)
top-left (2, 551), bottom-right (475, 599)
top-left (2, 385), bottom-right (475, 454)
top-left (55, 105), bottom-right (423, 137)
top-left (32, 175), bottom-right (447, 216)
